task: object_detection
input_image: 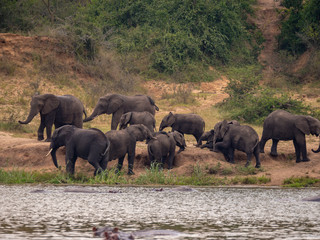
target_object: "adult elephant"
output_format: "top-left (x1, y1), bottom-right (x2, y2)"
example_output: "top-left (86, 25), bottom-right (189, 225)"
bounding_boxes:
top-left (47, 125), bottom-right (110, 175)
top-left (19, 94), bottom-right (86, 142)
top-left (260, 109), bottom-right (320, 163)
top-left (105, 124), bottom-right (154, 175)
top-left (84, 94), bottom-right (159, 130)
top-left (119, 111), bottom-right (156, 132)
top-left (147, 131), bottom-right (186, 169)
top-left (159, 112), bottom-right (205, 146)
top-left (213, 120), bottom-right (260, 168)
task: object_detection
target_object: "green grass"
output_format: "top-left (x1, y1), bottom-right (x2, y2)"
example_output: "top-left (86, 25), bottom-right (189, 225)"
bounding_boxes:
top-left (283, 176), bottom-right (320, 188)
top-left (0, 166), bottom-right (271, 186)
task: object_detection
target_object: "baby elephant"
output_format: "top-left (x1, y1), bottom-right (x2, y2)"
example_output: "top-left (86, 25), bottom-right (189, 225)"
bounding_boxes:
top-left (119, 111), bottom-right (156, 132)
top-left (147, 131), bottom-right (186, 169)
top-left (198, 129), bottom-right (215, 150)
top-left (48, 125), bottom-right (110, 175)
top-left (106, 124), bottom-right (154, 175)
top-left (213, 120), bottom-right (260, 168)
top-left (159, 112), bottom-right (205, 146)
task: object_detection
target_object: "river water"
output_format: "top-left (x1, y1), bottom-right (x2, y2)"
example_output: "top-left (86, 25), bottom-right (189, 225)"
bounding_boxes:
top-left (0, 185), bottom-right (319, 239)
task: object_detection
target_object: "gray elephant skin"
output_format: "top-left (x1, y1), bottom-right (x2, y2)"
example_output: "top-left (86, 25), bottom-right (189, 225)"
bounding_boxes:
top-left (19, 94), bottom-right (86, 142)
top-left (198, 129), bottom-right (215, 150)
top-left (159, 112), bottom-right (205, 146)
top-left (48, 125), bottom-right (110, 175)
top-left (84, 94), bottom-right (159, 130)
top-left (213, 120), bottom-right (261, 168)
top-left (199, 120), bottom-right (240, 150)
top-left (105, 124), bottom-right (154, 175)
top-left (260, 109), bottom-right (320, 163)
top-left (119, 111), bottom-right (156, 132)
top-left (147, 131), bottom-right (186, 169)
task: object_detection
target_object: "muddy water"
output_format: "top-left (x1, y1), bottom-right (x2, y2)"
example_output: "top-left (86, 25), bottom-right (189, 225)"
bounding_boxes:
top-left (0, 186), bottom-right (319, 240)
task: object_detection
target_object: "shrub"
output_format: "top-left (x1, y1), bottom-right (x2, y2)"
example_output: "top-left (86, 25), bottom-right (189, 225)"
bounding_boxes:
top-left (220, 86), bottom-right (311, 124)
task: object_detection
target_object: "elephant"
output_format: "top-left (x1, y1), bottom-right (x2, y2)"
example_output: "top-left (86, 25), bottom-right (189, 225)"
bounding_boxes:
top-left (147, 131), bottom-right (186, 169)
top-left (19, 94), bottom-right (86, 142)
top-left (105, 124), bottom-right (154, 175)
top-left (260, 109), bottom-right (320, 163)
top-left (119, 111), bottom-right (156, 132)
top-left (84, 94), bottom-right (159, 130)
top-left (47, 125), bottom-right (110, 175)
top-left (213, 120), bottom-right (261, 168)
top-left (159, 112), bottom-right (205, 146)
top-left (198, 129), bottom-right (215, 150)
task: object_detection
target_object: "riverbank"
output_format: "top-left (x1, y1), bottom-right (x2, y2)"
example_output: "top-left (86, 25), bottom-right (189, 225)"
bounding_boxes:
top-left (1, 131), bottom-right (320, 187)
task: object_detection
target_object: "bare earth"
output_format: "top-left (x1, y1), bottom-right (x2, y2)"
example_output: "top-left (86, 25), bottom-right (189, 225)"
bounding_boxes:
top-left (1, 0), bottom-right (320, 186)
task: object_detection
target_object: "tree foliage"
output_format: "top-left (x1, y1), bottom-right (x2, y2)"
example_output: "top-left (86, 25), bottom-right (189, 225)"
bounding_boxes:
top-left (0, 0), bottom-right (260, 77)
top-left (86, 0), bottom-right (258, 74)
top-left (278, 0), bottom-right (320, 54)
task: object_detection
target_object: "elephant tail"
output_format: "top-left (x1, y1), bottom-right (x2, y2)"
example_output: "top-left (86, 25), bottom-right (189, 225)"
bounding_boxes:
top-left (148, 96), bottom-right (159, 111)
top-left (253, 138), bottom-right (260, 152)
top-left (101, 138), bottom-right (110, 162)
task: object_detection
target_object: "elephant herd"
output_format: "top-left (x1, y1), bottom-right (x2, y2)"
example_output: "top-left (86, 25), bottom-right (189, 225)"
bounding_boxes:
top-left (19, 93), bottom-right (320, 175)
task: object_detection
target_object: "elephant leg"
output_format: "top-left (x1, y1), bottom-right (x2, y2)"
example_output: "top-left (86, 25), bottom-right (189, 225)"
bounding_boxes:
top-left (88, 153), bottom-right (104, 176)
top-left (245, 152), bottom-right (253, 167)
top-left (127, 152), bottom-right (135, 175)
top-left (116, 156), bottom-right (125, 174)
top-left (215, 142), bottom-right (228, 161)
top-left (99, 158), bottom-right (108, 172)
top-left (259, 136), bottom-right (269, 153)
top-left (194, 133), bottom-right (202, 147)
top-left (66, 156), bottom-right (76, 175)
top-left (167, 152), bottom-right (175, 169)
top-left (293, 139), bottom-right (301, 163)
top-left (44, 114), bottom-right (55, 142)
top-left (228, 148), bottom-right (235, 164)
top-left (254, 146), bottom-right (261, 168)
top-left (37, 115), bottom-right (46, 141)
top-left (270, 139), bottom-right (279, 156)
top-left (294, 136), bottom-right (310, 163)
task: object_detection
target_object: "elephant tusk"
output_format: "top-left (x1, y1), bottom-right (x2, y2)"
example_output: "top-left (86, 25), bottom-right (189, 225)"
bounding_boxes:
top-left (46, 148), bottom-right (53, 157)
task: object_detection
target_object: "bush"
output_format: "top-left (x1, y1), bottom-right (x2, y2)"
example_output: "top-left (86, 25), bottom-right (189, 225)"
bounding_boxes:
top-left (86, 0), bottom-right (260, 76)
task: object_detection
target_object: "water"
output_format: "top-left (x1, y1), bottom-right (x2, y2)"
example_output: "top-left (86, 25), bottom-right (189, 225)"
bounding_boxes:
top-left (0, 185), bottom-right (319, 239)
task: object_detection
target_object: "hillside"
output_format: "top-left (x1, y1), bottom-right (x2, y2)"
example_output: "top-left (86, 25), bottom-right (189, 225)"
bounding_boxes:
top-left (0, 0), bottom-right (320, 186)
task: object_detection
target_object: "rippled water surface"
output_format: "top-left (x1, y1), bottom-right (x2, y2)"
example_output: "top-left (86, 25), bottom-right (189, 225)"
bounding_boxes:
top-left (0, 185), bottom-right (319, 239)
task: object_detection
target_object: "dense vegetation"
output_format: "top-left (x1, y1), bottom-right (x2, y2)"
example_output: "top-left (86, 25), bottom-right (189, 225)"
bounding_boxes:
top-left (0, 0), bottom-right (319, 124)
top-left (0, 0), bottom-right (259, 79)
top-left (278, 0), bottom-right (320, 54)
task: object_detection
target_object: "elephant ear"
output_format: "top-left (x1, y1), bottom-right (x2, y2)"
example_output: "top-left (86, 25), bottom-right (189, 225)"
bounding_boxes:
top-left (220, 120), bottom-right (230, 138)
top-left (42, 94), bottom-right (60, 115)
top-left (123, 112), bottom-right (132, 125)
top-left (295, 116), bottom-right (311, 135)
top-left (106, 95), bottom-right (124, 114)
top-left (305, 116), bottom-right (320, 135)
top-left (167, 112), bottom-right (175, 126)
top-left (173, 131), bottom-right (185, 146)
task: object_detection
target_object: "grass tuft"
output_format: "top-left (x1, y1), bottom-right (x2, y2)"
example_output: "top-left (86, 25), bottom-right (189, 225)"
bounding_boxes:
top-left (283, 176), bottom-right (320, 187)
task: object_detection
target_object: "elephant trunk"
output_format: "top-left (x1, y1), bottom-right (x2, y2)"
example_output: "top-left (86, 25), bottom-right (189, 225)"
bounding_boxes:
top-left (19, 107), bottom-right (38, 124)
top-left (312, 138), bottom-right (320, 153)
top-left (50, 148), bottom-right (59, 168)
top-left (83, 108), bottom-right (101, 122)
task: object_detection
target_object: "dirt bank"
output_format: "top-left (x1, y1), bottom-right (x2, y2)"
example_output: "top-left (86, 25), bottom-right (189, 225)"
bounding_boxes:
top-left (1, 131), bottom-right (320, 186)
